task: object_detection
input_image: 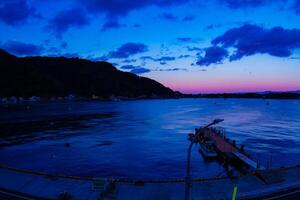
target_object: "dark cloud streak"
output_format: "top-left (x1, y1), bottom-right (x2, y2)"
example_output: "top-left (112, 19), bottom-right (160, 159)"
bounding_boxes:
top-left (1, 40), bottom-right (43, 56)
top-left (121, 65), bottom-right (137, 69)
top-left (182, 15), bottom-right (195, 21)
top-left (48, 8), bottom-right (89, 38)
top-left (218, 0), bottom-right (283, 9)
top-left (213, 24), bottom-right (300, 60)
top-left (79, 0), bottom-right (188, 17)
top-left (177, 37), bottom-right (193, 42)
top-left (197, 24), bottom-right (300, 66)
top-left (160, 13), bottom-right (178, 21)
top-left (130, 67), bottom-right (151, 74)
top-left (0, 0), bottom-right (38, 25)
top-left (108, 43), bottom-right (148, 59)
top-left (155, 56), bottom-right (176, 62)
top-left (196, 46), bottom-right (228, 66)
top-left (101, 20), bottom-right (125, 31)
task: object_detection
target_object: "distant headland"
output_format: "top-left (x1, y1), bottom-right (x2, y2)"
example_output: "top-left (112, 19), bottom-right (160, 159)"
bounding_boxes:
top-left (0, 49), bottom-right (299, 103)
top-left (0, 49), bottom-right (180, 101)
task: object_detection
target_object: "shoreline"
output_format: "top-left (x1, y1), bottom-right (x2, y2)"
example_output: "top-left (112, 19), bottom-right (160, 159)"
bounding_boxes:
top-left (0, 92), bottom-right (300, 106)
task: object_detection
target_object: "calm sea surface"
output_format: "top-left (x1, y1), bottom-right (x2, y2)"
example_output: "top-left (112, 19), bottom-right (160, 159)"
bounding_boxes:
top-left (0, 98), bottom-right (300, 179)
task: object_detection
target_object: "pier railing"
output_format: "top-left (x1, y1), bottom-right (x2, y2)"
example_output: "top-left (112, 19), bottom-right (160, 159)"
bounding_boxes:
top-left (208, 126), bottom-right (226, 139)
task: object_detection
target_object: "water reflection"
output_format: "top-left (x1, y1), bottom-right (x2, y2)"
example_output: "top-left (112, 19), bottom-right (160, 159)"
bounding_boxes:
top-left (0, 99), bottom-right (299, 179)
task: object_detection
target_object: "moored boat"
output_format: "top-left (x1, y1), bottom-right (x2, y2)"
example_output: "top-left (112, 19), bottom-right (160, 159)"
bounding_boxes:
top-left (198, 140), bottom-right (217, 158)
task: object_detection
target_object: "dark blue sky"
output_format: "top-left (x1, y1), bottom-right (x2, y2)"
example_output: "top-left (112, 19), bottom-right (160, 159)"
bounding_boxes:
top-left (1, 0), bottom-right (300, 93)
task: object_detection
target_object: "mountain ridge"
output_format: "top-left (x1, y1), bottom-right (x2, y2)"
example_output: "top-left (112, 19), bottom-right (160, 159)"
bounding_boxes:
top-left (0, 49), bottom-right (178, 99)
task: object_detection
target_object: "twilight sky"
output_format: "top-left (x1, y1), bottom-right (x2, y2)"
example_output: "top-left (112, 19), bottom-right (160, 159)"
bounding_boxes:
top-left (1, 0), bottom-right (300, 93)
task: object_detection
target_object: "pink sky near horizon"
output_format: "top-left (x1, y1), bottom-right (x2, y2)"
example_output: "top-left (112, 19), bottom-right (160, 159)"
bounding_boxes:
top-left (147, 54), bottom-right (300, 94)
top-left (156, 74), bottom-right (300, 94)
top-left (172, 85), bottom-right (300, 94)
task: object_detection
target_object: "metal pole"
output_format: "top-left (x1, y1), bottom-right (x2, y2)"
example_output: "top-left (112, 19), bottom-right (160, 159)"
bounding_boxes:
top-left (185, 141), bottom-right (194, 200)
top-left (184, 119), bottom-right (223, 200)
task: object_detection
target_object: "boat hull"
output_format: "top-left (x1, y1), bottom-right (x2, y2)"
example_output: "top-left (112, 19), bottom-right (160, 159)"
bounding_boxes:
top-left (198, 144), bottom-right (218, 158)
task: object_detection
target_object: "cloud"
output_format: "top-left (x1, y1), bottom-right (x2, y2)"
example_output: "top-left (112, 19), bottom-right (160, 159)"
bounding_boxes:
top-left (76, 0), bottom-right (293, 23)
top-left (139, 55), bottom-right (176, 63)
top-left (204, 24), bottom-right (222, 30)
top-left (290, 56), bottom-right (300, 59)
top-left (101, 20), bottom-right (125, 31)
top-left (47, 47), bottom-right (60, 53)
top-left (178, 54), bottom-right (191, 59)
top-left (76, 0), bottom-right (190, 28)
top-left (169, 68), bottom-right (186, 71)
top-left (218, 0), bottom-right (300, 14)
top-left (87, 55), bottom-right (108, 62)
top-left (120, 64), bottom-right (150, 74)
top-left (130, 67), bottom-right (151, 74)
top-left (196, 46), bottom-right (228, 66)
top-left (205, 25), bottom-right (214, 30)
top-left (108, 43), bottom-right (148, 59)
top-left (122, 59), bottom-right (137, 63)
top-left (140, 56), bottom-right (155, 60)
top-left (61, 41), bottom-right (68, 48)
top-left (1, 40), bottom-right (43, 56)
top-left (187, 46), bottom-right (202, 51)
top-left (182, 15), bottom-right (195, 21)
top-left (197, 24), bottom-right (300, 66)
top-left (111, 62), bottom-right (119, 66)
top-left (212, 24), bottom-right (300, 60)
top-left (292, 0), bottom-right (300, 14)
top-left (121, 65), bottom-right (137, 69)
top-left (177, 37), bottom-right (193, 42)
top-left (48, 8), bottom-right (89, 37)
top-left (160, 13), bottom-right (177, 21)
top-left (217, 0), bottom-right (281, 9)
top-left (156, 68), bottom-right (187, 71)
top-left (0, 0), bottom-right (38, 25)
top-left (79, 0), bottom-right (188, 19)
top-left (47, 52), bottom-right (80, 58)
top-left (155, 56), bottom-right (176, 62)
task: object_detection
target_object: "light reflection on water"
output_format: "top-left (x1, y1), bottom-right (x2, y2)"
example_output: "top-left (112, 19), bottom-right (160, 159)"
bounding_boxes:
top-left (0, 98), bottom-right (300, 179)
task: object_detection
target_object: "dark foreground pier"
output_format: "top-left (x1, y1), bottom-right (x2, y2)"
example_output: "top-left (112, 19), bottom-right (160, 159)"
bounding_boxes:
top-left (0, 164), bottom-right (300, 199)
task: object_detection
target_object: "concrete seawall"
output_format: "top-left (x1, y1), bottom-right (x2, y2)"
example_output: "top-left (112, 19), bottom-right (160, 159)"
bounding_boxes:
top-left (0, 165), bottom-right (300, 199)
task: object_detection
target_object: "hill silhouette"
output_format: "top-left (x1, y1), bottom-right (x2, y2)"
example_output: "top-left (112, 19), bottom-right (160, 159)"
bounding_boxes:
top-left (0, 49), bottom-right (177, 99)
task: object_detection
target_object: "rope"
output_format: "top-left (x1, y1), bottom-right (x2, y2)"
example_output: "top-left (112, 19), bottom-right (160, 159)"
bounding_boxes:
top-left (0, 164), bottom-right (93, 181)
top-left (0, 164), bottom-right (299, 184)
top-left (108, 176), bottom-right (231, 184)
top-left (0, 164), bottom-right (231, 183)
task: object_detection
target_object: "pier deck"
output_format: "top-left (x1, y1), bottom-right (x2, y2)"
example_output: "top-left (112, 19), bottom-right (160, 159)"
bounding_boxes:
top-left (201, 127), bottom-right (261, 171)
top-left (203, 128), bottom-right (236, 153)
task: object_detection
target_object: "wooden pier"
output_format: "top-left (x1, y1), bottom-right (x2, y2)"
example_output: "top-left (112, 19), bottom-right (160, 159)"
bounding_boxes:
top-left (195, 122), bottom-right (263, 174)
